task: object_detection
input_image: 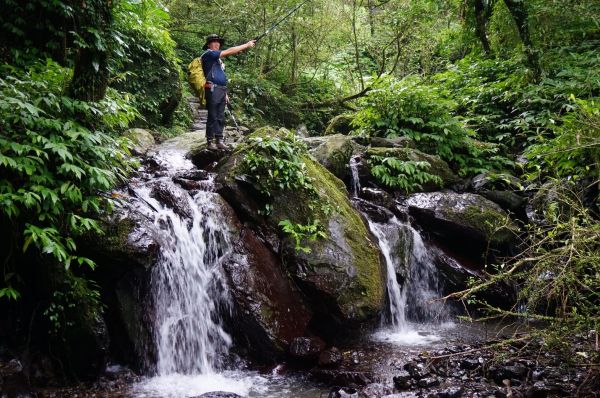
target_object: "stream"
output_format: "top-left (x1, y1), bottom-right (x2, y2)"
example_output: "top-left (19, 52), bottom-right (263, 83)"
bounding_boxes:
top-left (109, 115), bottom-right (502, 398)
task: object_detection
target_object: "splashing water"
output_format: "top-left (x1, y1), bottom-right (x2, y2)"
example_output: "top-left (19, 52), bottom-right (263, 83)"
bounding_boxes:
top-left (130, 184), bottom-right (233, 375)
top-left (349, 156), bottom-right (361, 198)
top-left (366, 213), bottom-right (451, 346)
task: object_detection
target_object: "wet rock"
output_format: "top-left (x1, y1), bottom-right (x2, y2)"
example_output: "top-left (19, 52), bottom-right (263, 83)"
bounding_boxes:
top-left (358, 188), bottom-right (396, 210)
top-left (370, 136), bottom-right (415, 149)
top-left (428, 386), bottom-right (464, 398)
top-left (525, 381), bottom-right (550, 398)
top-left (176, 169), bottom-right (210, 181)
top-left (124, 128), bottom-right (155, 155)
top-left (217, 127), bottom-right (385, 333)
top-left (224, 227), bottom-right (312, 363)
top-left (150, 181), bottom-right (193, 219)
top-left (404, 361), bottom-right (430, 380)
top-left (366, 147), bottom-right (461, 193)
top-left (361, 382), bottom-right (393, 398)
top-left (417, 377), bottom-right (440, 388)
top-left (290, 336), bottom-right (326, 359)
top-left (172, 177), bottom-right (204, 190)
top-left (188, 146), bottom-right (231, 170)
top-left (406, 192), bottom-right (518, 261)
top-left (311, 369), bottom-right (373, 386)
top-left (488, 364), bottom-right (529, 385)
top-left (355, 199), bottom-right (395, 224)
top-left (319, 347), bottom-right (343, 368)
top-left (193, 393), bottom-right (244, 398)
top-left (325, 113), bottom-right (354, 136)
top-left (460, 357), bottom-right (481, 370)
top-left (393, 370), bottom-right (412, 390)
top-left (310, 134), bottom-right (364, 181)
top-left (480, 190), bottom-right (527, 215)
top-left (328, 386), bottom-right (359, 398)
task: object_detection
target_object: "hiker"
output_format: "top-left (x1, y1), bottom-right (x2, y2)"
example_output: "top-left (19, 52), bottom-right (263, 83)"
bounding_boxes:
top-left (201, 34), bottom-right (256, 150)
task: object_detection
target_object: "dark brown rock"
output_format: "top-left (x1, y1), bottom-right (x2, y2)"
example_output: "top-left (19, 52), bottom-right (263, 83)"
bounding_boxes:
top-left (289, 336), bottom-right (326, 359)
top-left (224, 227), bottom-right (312, 363)
top-left (319, 347), bottom-right (343, 368)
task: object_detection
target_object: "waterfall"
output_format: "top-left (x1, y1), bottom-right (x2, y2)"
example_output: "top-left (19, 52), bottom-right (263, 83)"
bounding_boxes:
top-left (367, 216), bottom-right (409, 329)
top-left (349, 156), bottom-right (361, 198)
top-left (364, 207), bottom-right (449, 344)
top-left (133, 184), bottom-right (233, 375)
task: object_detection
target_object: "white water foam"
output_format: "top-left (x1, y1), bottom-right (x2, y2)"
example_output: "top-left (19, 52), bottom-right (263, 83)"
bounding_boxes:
top-left (349, 156), bottom-right (361, 198)
top-left (366, 213), bottom-right (452, 346)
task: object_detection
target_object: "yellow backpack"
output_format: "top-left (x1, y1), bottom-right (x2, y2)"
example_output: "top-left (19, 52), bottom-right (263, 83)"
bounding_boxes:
top-left (187, 52), bottom-right (209, 108)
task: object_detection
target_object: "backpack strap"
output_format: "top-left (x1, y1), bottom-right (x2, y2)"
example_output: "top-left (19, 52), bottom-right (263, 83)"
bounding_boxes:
top-left (200, 50), bottom-right (220, 83)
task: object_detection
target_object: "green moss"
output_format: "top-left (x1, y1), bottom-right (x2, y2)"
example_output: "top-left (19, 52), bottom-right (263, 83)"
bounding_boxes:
top-left (324, 113), bottom-right (354, 135)
top-left (219, 127), bottom-right (385, 320)
top-left (300, 158), bottom-right (384, 316)
top-left (449, 205), bottom-right (517, 246)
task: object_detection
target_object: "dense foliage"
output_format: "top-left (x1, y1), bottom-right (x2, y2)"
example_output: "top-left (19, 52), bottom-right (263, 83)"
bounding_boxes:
top-left (1, 0), bottom-right (599, 375)
top-left (241, 132), bottom-right (328, 252)
top-left (0, 0), bottom-right (190, 370)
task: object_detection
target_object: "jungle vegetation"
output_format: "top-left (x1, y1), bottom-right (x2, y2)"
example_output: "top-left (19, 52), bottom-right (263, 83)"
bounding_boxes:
top-left (0, 0), bottom-right (598, 370)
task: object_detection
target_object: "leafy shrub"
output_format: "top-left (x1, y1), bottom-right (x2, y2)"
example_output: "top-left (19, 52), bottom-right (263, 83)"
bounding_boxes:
top-left (242, 132), bottom-right (315, 200)
top-left (453, 182), bottom-right (600, 355)
top-left (370, 156), bottom-right (442, 193)
top-left (241, 131), bottom-right (328, 251)
top-left (525, 98), bottom-right (600, 181)
top-left (353, 75), bottom-right (512, 176)
top-left (110, 0), bottom-right (183, 127)
top-left (0, 60), bottom-right (135, 298)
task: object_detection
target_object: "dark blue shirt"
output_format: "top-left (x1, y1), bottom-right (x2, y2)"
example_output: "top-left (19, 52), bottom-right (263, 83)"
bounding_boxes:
top-left (201, 50), bottom-right (227, 86)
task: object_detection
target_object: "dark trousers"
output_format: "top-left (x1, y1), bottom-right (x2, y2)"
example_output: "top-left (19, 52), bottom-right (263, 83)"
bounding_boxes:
top-left (205, 85), bottom-right (227, 140)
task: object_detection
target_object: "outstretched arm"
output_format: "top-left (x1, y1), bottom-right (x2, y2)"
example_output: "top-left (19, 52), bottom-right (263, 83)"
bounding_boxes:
top-left (220, 40), bottom-right (256, 58)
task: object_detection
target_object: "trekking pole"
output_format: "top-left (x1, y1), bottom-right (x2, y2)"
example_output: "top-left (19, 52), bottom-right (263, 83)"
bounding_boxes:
top-left (254, 0), bottom-right (311, 42)
top-left (226, 102), bottom-right (241, 133)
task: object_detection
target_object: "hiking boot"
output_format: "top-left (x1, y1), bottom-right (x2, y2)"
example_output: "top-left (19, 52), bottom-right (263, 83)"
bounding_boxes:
top-left (216, 139), bottom-right (228, 150)
top-left (207, 140), bottom-right (217, 150)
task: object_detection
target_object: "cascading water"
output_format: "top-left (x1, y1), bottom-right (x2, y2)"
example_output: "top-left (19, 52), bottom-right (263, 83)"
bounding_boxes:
top-left (364, 207), bottom-right (451, 345)
top-left (129, 126), bottom-right (325, 398)
top-left (349, 156), bottom-right (361, 198)
top-left (146, 188), bottom-right (233, 375)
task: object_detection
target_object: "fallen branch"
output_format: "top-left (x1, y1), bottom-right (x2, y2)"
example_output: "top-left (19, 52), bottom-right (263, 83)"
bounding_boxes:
top-left (299, 86), bottom-right (371, 109)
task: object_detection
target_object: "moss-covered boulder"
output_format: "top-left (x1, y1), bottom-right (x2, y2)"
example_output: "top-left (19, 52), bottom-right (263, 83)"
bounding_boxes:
top-left (405, 192), bottom-right (518, 262)
top-left (216, 127), bottom-right (385, 330)
top-left (366, 147), bottom-right (461, 192)
top-left (124, 128), bottom-right (155, 155)
top-left (324, 113), bottom-right (354, 135)
top-left (309, 134), bottom-right (365, 180)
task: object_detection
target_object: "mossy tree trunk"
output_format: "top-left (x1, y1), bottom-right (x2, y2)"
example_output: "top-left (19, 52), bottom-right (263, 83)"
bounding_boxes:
top-left (68, 0), bottom-right (113, 102)
top-left (503, 0), bottom-right (541, 82)
top-left (473, 0), bottom-right (494, 55)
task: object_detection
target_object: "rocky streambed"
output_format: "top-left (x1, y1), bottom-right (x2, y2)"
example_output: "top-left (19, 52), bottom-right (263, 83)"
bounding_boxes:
top-left (2, 103), bottom-right (598, 398)
top-left (4, 321), bottom-right (596, 397)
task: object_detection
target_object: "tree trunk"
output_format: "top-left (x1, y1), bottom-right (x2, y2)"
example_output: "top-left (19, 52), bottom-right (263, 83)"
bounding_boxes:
top-left (68, 0), bottom-right (113, 102)
top-left (503, 0), bottom-right (541, 81)
top-left (474, 0), bottom-right (492, 55)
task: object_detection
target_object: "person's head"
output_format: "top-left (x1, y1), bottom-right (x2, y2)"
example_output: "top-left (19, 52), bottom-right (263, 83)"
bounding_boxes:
top-left (203, 34), bottom-right (225, 50)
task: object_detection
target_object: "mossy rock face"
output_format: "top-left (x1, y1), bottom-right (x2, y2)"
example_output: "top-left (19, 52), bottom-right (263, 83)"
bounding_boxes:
top-left (124, 128), bottom-right (155, 155)
top-left (406, 192), bottom-right (518, 262)
top-left (309, 134), bottom-right (365, 181)
top-left (366, 147), bottom-right (462, 191)
top-left (216, 127), bottom-right (385, 327)
top-left (324, 113), bottom-right (354, 136)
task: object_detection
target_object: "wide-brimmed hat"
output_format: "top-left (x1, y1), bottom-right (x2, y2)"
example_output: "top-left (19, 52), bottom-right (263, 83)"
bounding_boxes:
top-left (203, 34), bottom-right (225, 50)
